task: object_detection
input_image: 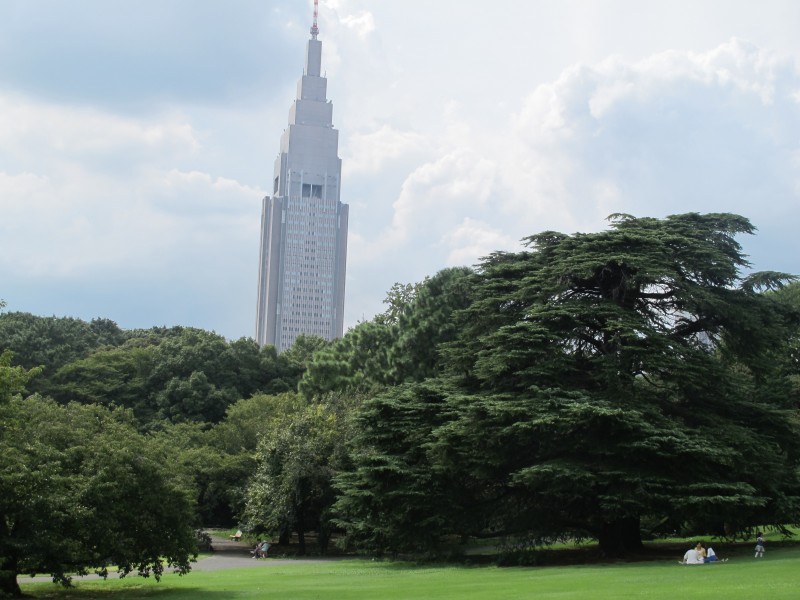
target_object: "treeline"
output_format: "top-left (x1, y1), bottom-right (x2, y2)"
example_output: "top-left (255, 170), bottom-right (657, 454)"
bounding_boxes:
top-left (3, 212), bottom-right (800, 595)
top-left (0, 314), bottom-right (321, 424)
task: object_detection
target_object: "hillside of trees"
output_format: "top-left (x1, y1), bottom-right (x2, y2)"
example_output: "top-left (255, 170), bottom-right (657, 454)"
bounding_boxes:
top-left (2, 212), bottom-right (800, 596)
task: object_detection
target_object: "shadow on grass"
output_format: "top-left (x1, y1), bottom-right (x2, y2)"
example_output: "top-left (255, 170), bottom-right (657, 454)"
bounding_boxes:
top-left (359, 538), bottom-right (800, 569)
top-left (23, 586), bottom-right (239, 599)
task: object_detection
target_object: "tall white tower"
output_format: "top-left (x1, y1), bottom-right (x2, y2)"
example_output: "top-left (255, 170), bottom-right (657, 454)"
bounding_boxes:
top-left (255, 3), bottom-right (349, 351)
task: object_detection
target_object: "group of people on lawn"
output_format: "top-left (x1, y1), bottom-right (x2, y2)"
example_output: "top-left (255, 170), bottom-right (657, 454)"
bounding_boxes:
top-left (250, 540), bottom-right (270, 559)
top-left (680, 532), bottom-right (765, 564)
top-left (228, 529), bottom-right (271, 559)
top-left (680, 542), bottom-right (723, 564)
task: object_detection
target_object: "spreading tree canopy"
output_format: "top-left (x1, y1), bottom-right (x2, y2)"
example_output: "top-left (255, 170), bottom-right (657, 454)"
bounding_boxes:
top-left (242, 394), bottom-right (352, 554)
top-left (0, 394), bottom-right (197, 597)
top-left (335, 213), bottom-right (800, 556)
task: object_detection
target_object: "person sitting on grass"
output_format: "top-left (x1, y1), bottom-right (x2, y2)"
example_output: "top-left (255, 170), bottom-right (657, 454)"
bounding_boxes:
top-left (250, 540), bottom-right (264, 559)
top-left (704, 547), bottom-right (727, 562)
top-left (695, 542), bottom-right (707, 560)
top-left (680, 546), bottom-right (704, 564)
top-left (679, 545), bottom-right (727, 564)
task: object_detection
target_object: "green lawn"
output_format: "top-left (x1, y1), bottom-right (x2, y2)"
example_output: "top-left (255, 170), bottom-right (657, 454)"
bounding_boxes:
top-left (21, 544), bottom-right (800, 599)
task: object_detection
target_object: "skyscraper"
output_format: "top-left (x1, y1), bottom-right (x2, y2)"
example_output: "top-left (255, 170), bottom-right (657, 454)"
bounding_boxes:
top-left (255, 6), bottom-right (349, 351)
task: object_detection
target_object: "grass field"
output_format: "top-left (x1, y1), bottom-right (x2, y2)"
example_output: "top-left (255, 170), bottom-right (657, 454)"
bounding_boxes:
top-left (19, 542), bottom-right (800, 600)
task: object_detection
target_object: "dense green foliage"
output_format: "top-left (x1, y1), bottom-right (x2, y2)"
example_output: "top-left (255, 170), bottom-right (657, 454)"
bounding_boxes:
top-left (0, 312), bottom-right (313, 596)
top-left (768, 283), bottom-right (800, 402)
top-left (334, 213), bottom-right (800, 556)
top-left (0, 313), bottom-right (126, 396)
top-left (241, 394), bottom-right (354, 554)
top-left (2, 211), bottom-right (800, 578)
top-left (299, 267), bottom-right (473, 399)
top-left (0, 350), bottom-right (40, 405)
top-left (0, 320), bottom-right (303, 427)
top-left (0, 394), bottom-right (197, 597)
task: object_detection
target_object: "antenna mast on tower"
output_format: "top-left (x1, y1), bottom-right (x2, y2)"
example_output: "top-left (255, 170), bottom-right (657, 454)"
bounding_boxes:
top-left (310, 0), bottom-right (320, 39)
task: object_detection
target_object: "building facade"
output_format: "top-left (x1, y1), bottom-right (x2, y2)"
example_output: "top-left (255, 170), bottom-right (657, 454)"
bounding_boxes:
top-left (255, 20), bottom-right (349, 351)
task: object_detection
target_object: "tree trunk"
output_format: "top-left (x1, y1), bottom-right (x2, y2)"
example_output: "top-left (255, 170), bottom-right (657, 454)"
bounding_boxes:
top-left (597, 517), bottom-right (644, 557)
top-left (318, 525), bottom-right (330, 555)
top-left (0, 526), bottom-right (22, 597)
top-left (296, 505), bottom-right (307, 556)
top-left (0, 564), bottom-right (22, 598)
top-left (279, 527), bottom-right (290, 546)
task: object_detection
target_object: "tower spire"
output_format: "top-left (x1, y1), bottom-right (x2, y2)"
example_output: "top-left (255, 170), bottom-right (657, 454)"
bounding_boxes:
top-left (310, 0), bottom-right (319, 39)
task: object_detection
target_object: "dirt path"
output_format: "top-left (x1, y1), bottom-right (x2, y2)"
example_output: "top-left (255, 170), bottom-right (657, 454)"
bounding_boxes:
top-left (195, 533), bottom-right (340, 571)
top-left (23, 533), bottom-right (340, 584)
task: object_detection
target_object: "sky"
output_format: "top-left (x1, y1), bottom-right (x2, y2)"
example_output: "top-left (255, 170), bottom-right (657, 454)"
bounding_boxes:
top-left (2, 0), bottom-right (799, 340)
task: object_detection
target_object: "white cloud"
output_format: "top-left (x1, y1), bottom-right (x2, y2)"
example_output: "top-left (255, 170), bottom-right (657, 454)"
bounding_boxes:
top-left (0, 93), bottom-right (200, 174)
top-left (506, 38), bottom-right (800, 233)
top-left (322, 0), bottom-right (375, 38)
top-left (349, 38), bottom-right (800, 322)
top-left (343, 125), bottom-right (428, 175)
top-left (340, 11), bottom-right (375, 39)
top-left (1, 168), bottom-right (260, 279)
top-left (388, 147), bottom-right (498, 244)
top-left (147, 169), bottom-right (263, 215)
top-left (443, 218), bottom-right (517, 266)
top-left (0, 94), bottom-right (262, 287)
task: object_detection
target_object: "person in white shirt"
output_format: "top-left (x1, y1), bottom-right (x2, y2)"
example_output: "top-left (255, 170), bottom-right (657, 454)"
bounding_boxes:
top-left (681, 548), bottom-right (703, 564)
